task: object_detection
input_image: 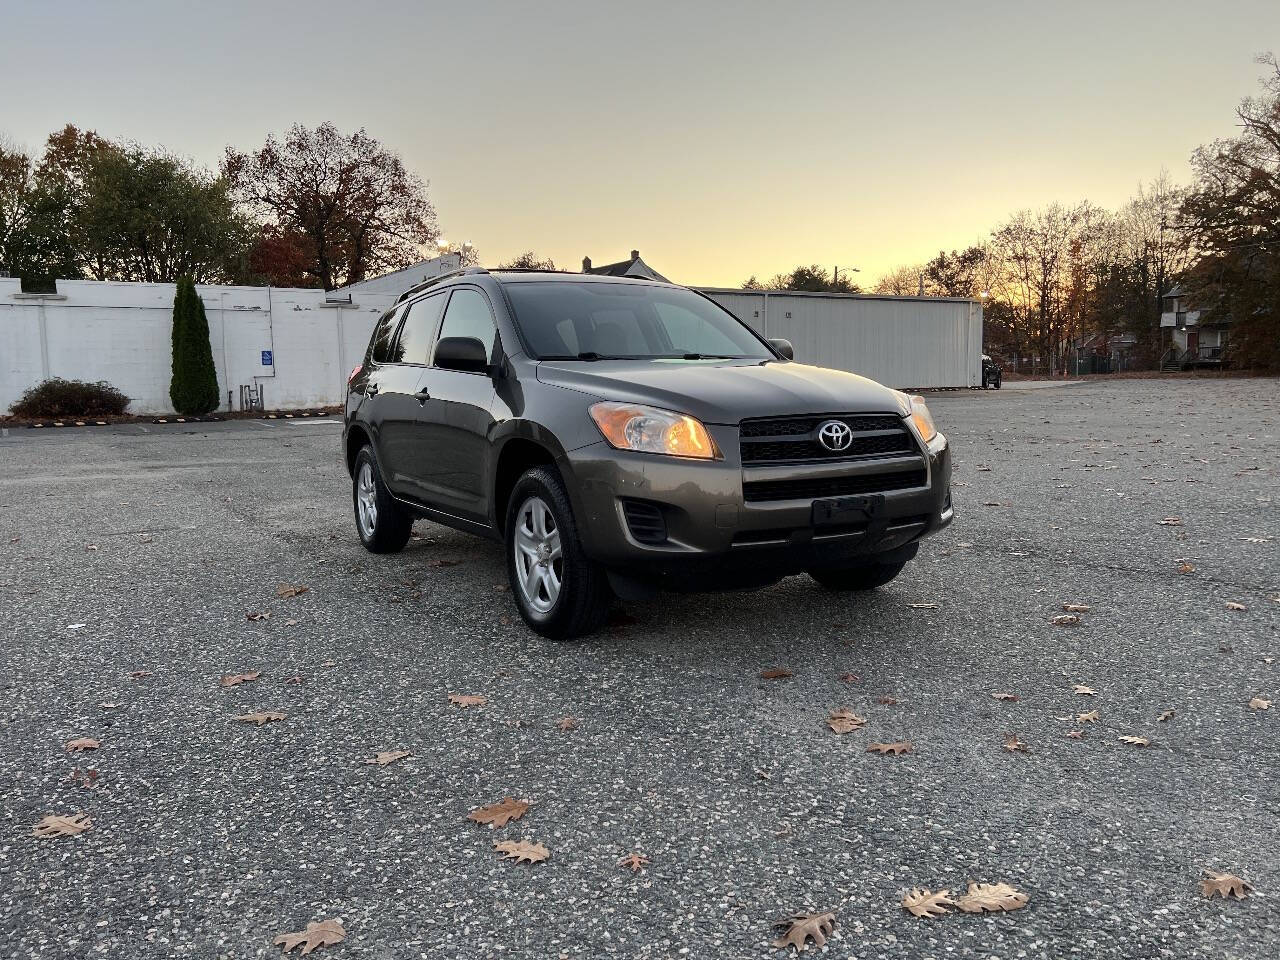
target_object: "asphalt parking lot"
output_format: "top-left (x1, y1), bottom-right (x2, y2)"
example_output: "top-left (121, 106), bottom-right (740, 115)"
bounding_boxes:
top-left (2, 377), bottom-right (1277, 959)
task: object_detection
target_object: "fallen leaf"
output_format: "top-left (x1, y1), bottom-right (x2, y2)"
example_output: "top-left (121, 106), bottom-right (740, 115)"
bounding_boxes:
top-left (1003, 733), bottom-right (1030, 753)
top-left (428, 558), bottom-right (462, 568)
top-left (246, 610), bottom-right (272, 622)
top-left (1066, 730), bottom-right (1084, 739)
top-left (991, 693), bottom-right (1020, 702)
top-left (129, 670), bottom-right (152, 678)
top-left (1120, 735), bottom-right (1150, 746)
top-left (556, 716), bottom-right (578, 731)
top-left (867, 741), bottom-right (913, 755)
top-left (1073, 684), bottom-right (1096, 696)
top-left (838, 672), bottom-right (861, 684)
top-left (760, 667), bottom-right (792, 679)
top-left (234, 711), bottom-right (286, 726)
top-left (276, 583), bottom-right (309, 598)
top-left (65, 738), bottom-right (100, 752)
top-left (877, 695), bottom-right (899, 705)
top-left (1052, 614), bottom-right (1080, 626)
top-left (494, 839), bottom-right (549, 864)
top-left (954, 881), bottom-right (1029, 913)
top-left (33, 813), bottom-right (92, 838)
top-left (84, 543), bottom-right (98, 552)
top-left (448, 693), bottom-right (486, 708)
top-left (1200, 869), bottom-right (1252, 900)
top-left (1158, 709), bottom-right (1176, 722)
top-left (1158, 517), bottom-right (1183, 526)
top-left (1177, 563), bottom-right (1196, 574)
top-left (1077, 710), bottom-right (1100, 723)
top-left (1249, 697), bottom-right (1271, 711)
top-left (902, 888), bottom-right (955, 918)
top-left (273, 919), bottom-right (346, 954)
top-left (618, 852), bottom-right (650, 873)
top-left (1225, 602), bottom-right (1248, 612)
top-left (363, 750), bottom-right (411, 766)
top-left (772, 911), bottom-right (836, 951)
top-left (284, 675), bottom-right (304, 685)
top-left (1062, 603), bottom-right (1091, 613)
top-left (468, 797), bottom-right (530, 828)
top-left (220, 670), bottom-right (261, 687)
top-left (826, 708), bottom-right (866, 734)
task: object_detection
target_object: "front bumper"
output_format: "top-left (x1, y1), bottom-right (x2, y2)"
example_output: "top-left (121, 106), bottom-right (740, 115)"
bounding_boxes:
top-left (560, 422), bottom-right (952, 584)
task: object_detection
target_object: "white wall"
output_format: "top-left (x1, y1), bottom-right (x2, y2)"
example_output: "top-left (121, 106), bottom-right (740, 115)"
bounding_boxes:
top-left (1, 278), bottom-right (397, 415)
top-left (699, 288), bottom-right (982, 389)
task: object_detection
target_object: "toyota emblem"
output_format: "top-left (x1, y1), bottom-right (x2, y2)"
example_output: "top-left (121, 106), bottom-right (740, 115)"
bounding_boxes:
top-left (816, 419), bottom-right (853, 452)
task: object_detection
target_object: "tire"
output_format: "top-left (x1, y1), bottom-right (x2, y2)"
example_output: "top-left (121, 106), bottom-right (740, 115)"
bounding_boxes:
top-left (505, 466), bottom-right (612, 640)
top-left (994, 377), bottom-right (1002, 390)
top-left (808, 558), bottom-right (908, 591)
top-left (981, 376), bottom-right (989, 390)
top-left (352, 445), bottom-right (413, 554)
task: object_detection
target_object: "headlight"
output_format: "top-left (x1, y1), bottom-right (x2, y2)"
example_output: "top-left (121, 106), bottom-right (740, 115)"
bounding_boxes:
top-left (907, 395), bottom-right (937, 443)
top-left (589, 402), bottom-right (720, 459)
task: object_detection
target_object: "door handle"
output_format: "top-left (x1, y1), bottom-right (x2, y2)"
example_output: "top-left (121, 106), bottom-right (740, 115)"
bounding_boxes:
top-left (415, 388), bottom-right (431, 405)
top-left (366, 383), bottom-right (380, 397)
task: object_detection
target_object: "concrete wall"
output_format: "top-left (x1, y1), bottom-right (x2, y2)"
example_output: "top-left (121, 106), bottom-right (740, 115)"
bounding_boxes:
top-left (0, 278), bottom-right (397, 415)
top-left (699, 288), bottom-right (983, 389)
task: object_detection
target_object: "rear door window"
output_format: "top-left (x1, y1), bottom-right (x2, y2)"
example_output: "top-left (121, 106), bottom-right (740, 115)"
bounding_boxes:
top-left (391, 292), bottom-right (447, 365)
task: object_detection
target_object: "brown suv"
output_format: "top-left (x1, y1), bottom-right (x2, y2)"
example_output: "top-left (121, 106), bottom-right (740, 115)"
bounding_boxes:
top-left (344, 269), bottom-right (952, 639)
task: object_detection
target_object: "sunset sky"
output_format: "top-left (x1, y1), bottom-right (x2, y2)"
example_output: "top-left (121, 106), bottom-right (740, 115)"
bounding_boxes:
top-left (2, 0), bottom-right (1277, 286)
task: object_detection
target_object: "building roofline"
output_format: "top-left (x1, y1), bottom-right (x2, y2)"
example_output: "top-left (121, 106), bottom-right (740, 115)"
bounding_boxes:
top-left (693, 286), bottom-right (982, 304)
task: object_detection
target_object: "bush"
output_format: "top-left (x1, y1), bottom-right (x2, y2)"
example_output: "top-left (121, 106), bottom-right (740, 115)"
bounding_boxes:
top-left (10, 378), bottom-right (131, 418)
top-left (169, 276), bottom-right (220, 415)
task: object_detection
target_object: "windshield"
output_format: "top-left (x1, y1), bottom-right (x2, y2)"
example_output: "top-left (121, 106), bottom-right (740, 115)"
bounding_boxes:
top-left (501, 281), bottom-right (774, 361)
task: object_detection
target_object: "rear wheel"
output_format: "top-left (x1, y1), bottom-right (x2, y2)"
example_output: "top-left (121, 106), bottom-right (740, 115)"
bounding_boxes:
top-left (506, 466), bottom-right (612, 640)
top-left (353, 446), bottom-right (413, 553)
top-left (808, 558), bottom-right (907, 591)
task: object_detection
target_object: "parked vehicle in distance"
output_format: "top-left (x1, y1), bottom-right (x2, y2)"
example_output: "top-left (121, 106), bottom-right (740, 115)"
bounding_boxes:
top-left (981, 354), bottom-right (1002, 389)
top-left (343, 268), bottom-right (952, 639)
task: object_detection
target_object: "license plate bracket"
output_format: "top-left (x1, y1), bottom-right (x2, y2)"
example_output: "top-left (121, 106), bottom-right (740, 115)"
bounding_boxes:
top-left (812, 493), bottom-right (886, 528)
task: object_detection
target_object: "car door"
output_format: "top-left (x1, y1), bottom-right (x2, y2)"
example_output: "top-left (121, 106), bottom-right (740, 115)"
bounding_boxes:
top-left (371, 292), bottom-right (448, 498)
top-left (412, 286), bottom-right (500, 521)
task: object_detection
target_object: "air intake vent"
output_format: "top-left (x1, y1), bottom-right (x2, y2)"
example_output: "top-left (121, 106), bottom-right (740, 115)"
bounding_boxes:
top-left (621, 499), bottom-right (667, 544)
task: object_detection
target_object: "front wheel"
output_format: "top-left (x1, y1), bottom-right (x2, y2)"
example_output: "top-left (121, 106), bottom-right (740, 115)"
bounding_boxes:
top-left (808, 558), bottom-right (907, 591)
top-left (506, 466), bottom-right (612, 640)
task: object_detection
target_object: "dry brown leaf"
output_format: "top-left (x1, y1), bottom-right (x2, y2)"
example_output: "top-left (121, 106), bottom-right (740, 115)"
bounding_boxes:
top-left (618, 852), bottom-right (650, 873)
top-left (954, 881), bottom-right (1029, 913)
top-left (1077, 709), bottom-right (1100, 723)
top-left (1002, 733), bottom-right (1030, 753)
top-left (65, 737), bottom-right (100, 752)
top-left (1177, 563), bottom-right (1196, 574)
top-left (1066, 730), bottom-right (1084, 739)
top-left (878, 695), bottom-right (899, 705)
top-left (838, 672), bottom-right (861, 684)
top-left (1072, 684), bottom-right (1096, 696)
top-left (33, 813), bottom-right (92, 838)
top-left (867, 741), bottom-right (913, 755)
top-left (363, 750), bottom-right (410, 766)
top-left (448, 693), bottom-right (486, 708)
top-left (275, 583), bottom-right (310, 598)
top-left (826, 708), bottom-right (866, 734)
top-left (1062, 603), bottom-right (1091, 613)
top-left (556, 716), bottom-right (578, 731)
top-left (991, 693), bottom-right (1020, 702)
top-left (494, 839), bottom-right (549, 864)
top-left (1158, 517), bottom-right (1183, 526)
top-left (273, 919), bottom-right (346, 954)
top-left (1052, 614), bottom-right (1081, 626)
top-left (246, 610), bottom-right (271, 622)
top-left (772, 911), bottom-right (836, 951)
top-left (234, 711), bottom-right (286, 726)
top-left (468, 797), bottom-right (530, 828)
top-left (902, 888), bottom-right (955, 918)
top-left (1120, 735), bottom-right (1150, 746)
top-left (1158, 709), bottom-right (1176, 722)
top-left (1200, 869), bottom-right (1252, 900)
top-left (220, 670), bottom-right (261, 687)
top-left (1248, 697), bottom-right (1271, 711)
top-left (1224, 601), bottom-right (1247, 612)
top-left (760, 667), bottom-right (792, 679)
top-left (129, 670), bottom-right (152, 678)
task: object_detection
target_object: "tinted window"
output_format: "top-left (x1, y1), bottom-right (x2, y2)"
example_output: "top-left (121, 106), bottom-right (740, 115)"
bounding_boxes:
top-left (434, 288), bottom-right (497, 363)
top-left (502, 281), bottom-right (771, 360)
top-left (390, 292), bottom-right (447, 364)
top-left (368, 307), bottom-right (402, 363)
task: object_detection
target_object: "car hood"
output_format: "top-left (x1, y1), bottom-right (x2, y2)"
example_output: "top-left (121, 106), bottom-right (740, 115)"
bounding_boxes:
top-left (534, 358), bottom-right (904, 424)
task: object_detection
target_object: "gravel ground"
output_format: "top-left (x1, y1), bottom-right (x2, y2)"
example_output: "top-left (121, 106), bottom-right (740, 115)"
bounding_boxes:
top-left (1, 378), bottom-right (1277, 960)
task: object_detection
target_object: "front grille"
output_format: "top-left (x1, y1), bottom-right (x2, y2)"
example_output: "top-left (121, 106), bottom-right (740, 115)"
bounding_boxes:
top-left (621, 499), bottom-right (667, 544)
top-left (743, 469), bottom-right (927, 503)
top-left (740, 413), bottom-right (915, 464)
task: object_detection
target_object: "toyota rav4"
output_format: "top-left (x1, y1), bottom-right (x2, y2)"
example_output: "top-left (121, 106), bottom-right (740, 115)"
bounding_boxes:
top-left (344, 269), bottom-right (952, 639)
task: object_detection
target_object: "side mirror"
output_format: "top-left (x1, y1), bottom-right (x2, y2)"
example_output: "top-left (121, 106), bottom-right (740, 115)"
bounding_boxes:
top-left (768, 337), bottom-right (794, 361)
top-left (434, 336), bottom-right (490, 373)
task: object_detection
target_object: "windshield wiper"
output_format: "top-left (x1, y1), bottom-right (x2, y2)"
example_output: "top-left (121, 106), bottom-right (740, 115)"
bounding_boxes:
top-left (538, 352), bottom-right (626, 361)
top-left (680, 353), bottom-right (740, 360)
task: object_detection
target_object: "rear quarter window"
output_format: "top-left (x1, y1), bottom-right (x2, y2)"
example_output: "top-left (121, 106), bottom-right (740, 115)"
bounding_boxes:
top-left (368, 308), bottom-right (402, 363)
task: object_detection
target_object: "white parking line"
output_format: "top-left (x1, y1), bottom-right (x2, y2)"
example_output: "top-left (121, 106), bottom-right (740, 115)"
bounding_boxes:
top-left (283, 419), bottom-right (341, 425)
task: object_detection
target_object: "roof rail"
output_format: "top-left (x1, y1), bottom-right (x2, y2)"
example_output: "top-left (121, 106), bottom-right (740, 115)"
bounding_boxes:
top-left (395, 266), bottom-right (489, 304)
top-left (489, 267), bottom-right (570, 275)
